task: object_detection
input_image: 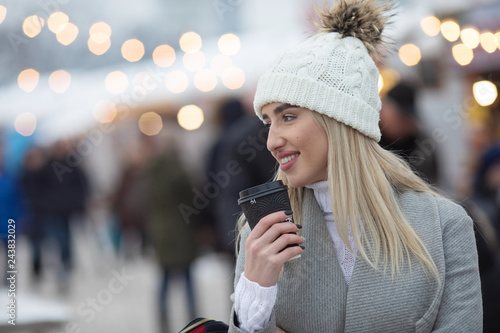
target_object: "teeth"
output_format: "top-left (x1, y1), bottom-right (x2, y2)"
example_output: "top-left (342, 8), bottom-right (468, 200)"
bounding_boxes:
top-left (280, 154), bottom-right (298, 164)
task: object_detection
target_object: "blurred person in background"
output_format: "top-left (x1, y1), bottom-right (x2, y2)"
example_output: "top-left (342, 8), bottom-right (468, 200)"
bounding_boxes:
top-left (20, 145), bottom-right (48, 282)
top-left (468, 144), bottom-right (500, 332)
top-left (472, 144), bottom-right (500, 233)
top-left (379, 82), bottom-right (439, 186)
top-left (111, 148), bottom-right (148, 259)
top-left (212, 111), bottom-right (277, 258)
top-left (34, 139), bottom-right (89, 291)
top-left (204, 98), bottom-right (246, 254)
top-left (143, 127), bottom-right (200, 333)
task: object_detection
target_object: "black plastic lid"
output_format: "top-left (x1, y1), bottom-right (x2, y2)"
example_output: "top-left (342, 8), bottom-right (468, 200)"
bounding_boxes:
top-left (238, 180), bottom-right (287, 204)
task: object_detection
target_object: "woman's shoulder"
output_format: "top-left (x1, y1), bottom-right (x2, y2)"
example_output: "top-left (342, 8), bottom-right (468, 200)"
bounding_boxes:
top-left (397, 190), bottom-right (471, 227)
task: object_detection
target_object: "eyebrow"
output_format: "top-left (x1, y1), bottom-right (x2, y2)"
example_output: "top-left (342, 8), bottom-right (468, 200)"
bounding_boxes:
top-left (262, 103), bottom-right (297, 120)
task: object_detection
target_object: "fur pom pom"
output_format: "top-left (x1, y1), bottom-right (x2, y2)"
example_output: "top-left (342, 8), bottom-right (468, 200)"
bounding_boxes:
top-left (314, 0), bottom-right (394, 58)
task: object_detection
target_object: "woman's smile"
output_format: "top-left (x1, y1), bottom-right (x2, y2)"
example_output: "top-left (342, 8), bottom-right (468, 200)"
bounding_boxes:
top-left (278, 151), bottom-right (300, 171)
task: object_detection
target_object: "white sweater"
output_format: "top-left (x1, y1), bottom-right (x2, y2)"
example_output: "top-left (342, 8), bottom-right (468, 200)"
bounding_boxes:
top-left (234, 180), bottom-right (358, 332)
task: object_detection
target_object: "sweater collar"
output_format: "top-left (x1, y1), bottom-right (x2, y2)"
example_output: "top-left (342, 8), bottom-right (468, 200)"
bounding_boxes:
top-left (305, 180), bottom-right (332, 214)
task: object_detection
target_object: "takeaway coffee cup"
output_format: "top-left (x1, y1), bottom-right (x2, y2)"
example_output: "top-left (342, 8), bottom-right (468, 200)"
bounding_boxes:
top-left (238, 181), bottom-right (300, 258)
top-left (238, 180), bottom-right (292, 230)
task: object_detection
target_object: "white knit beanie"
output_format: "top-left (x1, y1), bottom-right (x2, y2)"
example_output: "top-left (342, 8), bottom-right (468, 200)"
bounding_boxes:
top-left (254, 0), bottom-right (393, 142)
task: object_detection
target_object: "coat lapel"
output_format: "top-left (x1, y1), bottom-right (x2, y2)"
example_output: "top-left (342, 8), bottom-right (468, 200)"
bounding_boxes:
top-left (343, 193), bottom-right (440, 333)
top-left (303, 188), bottom-right (349, 294)
top-left (302, 189), bottom-right (349, 330)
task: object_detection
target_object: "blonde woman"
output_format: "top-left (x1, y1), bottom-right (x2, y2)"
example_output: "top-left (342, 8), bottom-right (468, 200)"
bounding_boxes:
top-left (228, 1), bottom-right (482, 332)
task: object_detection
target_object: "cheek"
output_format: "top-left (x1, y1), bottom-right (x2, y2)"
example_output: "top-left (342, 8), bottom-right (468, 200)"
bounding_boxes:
top-left (305, 132), bottom-right (328, 158)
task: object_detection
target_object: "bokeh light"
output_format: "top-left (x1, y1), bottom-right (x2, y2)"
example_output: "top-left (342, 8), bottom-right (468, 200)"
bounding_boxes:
top-left (210, 54), bottom-right (233, 76)
top-left (420, 16), bottom-right (441, 37)
top-left (139, 112), bottom-right (163, 136)
top-left (165, 70), bottom-right (189, 93)
top-left (88, 38), bottom-right (111, 55)
top-left (179, 32), bottom-right (202, 54)
top-left (440, 20), bottom-right (460, 42)
top-left (496, 32), bottom-right (500, 50)
top-left (378, 75), bottom-right (384, 93)
top-left (89, 22), bottom-right (112, 43)
top-left (47, 11), bottom-right (69, 33)
top-left (56, 22), bottom-right (79, 46)
top-left (0, 6), bottom-right (6, 25)
top-left (89, 32), bottom-right (109, 44)
top-left (460, 28), bottom-right (480, 49)
top-left (18, 69), bottom-right (39, 92)
top-left (452, 44), bottom-right (474, 66)
top-left (480, 32), bottom-right (498, 53)
top-left (121, 39), bottom-right (145, 62)
top-left (15, 112), bottom-right (37, 136)
top-left (183, 51), bottom-right (206, 72)
top-left (49, 70), bottom-right (71, 93)
top-left (218, 33), bottom-right (241, 55)
top-left (177, 105), bottom-right (204, 130)
top-left (378, 68), bottom-right (401, 96)
top-left (23, 15), bottom-right (44, 38)
top-left (398, 44), bottom-right (421, 66)
top-left (105, 71), bottom-right (129, 94)
top-left (93, 100), bottom-right (117, 123)
top-left (473, 80), bottom-right (498, 107)
top-left (153, 45), bottom-right (176, 68)
top-left (194, 69), bottom-right (218, 92)
top-left (221, 66), bottom-right (245, 90)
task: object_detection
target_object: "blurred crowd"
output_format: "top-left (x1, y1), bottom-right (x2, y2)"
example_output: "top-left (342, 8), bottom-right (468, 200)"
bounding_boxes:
top-left (1, 86), bottom-right (500, 331)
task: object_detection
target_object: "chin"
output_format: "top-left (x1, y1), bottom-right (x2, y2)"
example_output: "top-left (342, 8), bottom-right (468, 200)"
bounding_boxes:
top-left (286, 174), bottom-right (327, 188)
top-left (285, 176), bottom-right (308, 188)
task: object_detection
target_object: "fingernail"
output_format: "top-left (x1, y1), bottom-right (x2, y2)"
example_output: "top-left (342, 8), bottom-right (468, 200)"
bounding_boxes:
top-left (285, 210), bottom-right (293, 216)
top-left (295, 224), bottom-right (302, 229)
top-left (299, 245), bottom-right (305, 250)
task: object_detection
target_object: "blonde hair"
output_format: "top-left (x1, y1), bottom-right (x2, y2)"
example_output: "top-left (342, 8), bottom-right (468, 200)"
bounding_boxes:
top-left (236, 110), bottom-right (441, 280)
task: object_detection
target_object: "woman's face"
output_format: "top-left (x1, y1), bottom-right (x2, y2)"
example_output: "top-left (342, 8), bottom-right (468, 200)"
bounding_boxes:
top-left (262, 102), bottom-right (328, 187)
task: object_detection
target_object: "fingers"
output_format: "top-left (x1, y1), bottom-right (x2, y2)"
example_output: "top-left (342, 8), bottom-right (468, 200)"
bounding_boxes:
top-left (271, 233), bottom-right (305, 253)
top-left (249, 210), bottom-right (299, 241)
top-left (247, 210), bottom-right (303, 256)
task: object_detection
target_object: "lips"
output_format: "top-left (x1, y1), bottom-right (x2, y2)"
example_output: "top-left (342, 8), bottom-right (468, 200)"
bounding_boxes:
top-left (279, 152), bottom-right (299, 171)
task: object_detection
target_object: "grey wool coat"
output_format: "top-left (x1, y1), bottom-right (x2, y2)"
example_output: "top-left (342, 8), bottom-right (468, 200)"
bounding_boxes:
top-left (229, 189), bottom-right (483, 332)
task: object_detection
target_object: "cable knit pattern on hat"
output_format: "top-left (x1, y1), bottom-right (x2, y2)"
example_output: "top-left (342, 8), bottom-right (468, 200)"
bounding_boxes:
top-left (254, 33), bottom-right (382, 141)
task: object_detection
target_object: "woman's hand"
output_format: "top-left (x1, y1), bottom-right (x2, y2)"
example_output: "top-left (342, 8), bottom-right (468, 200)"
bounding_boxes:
top-left (244, 211), bottom-right (304, 287)
top-left (276, 327), bottom-right (286, 333)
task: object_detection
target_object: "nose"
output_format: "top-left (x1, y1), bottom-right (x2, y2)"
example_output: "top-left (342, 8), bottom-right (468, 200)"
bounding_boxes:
top-left (266, 125), bottom-right (286, 153)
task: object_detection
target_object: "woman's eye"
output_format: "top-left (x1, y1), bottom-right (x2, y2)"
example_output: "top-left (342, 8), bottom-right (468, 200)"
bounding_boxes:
top-left (264, 123), bottom-right (271, 129)
top-left (283, 115), bottom-right (296, 122)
